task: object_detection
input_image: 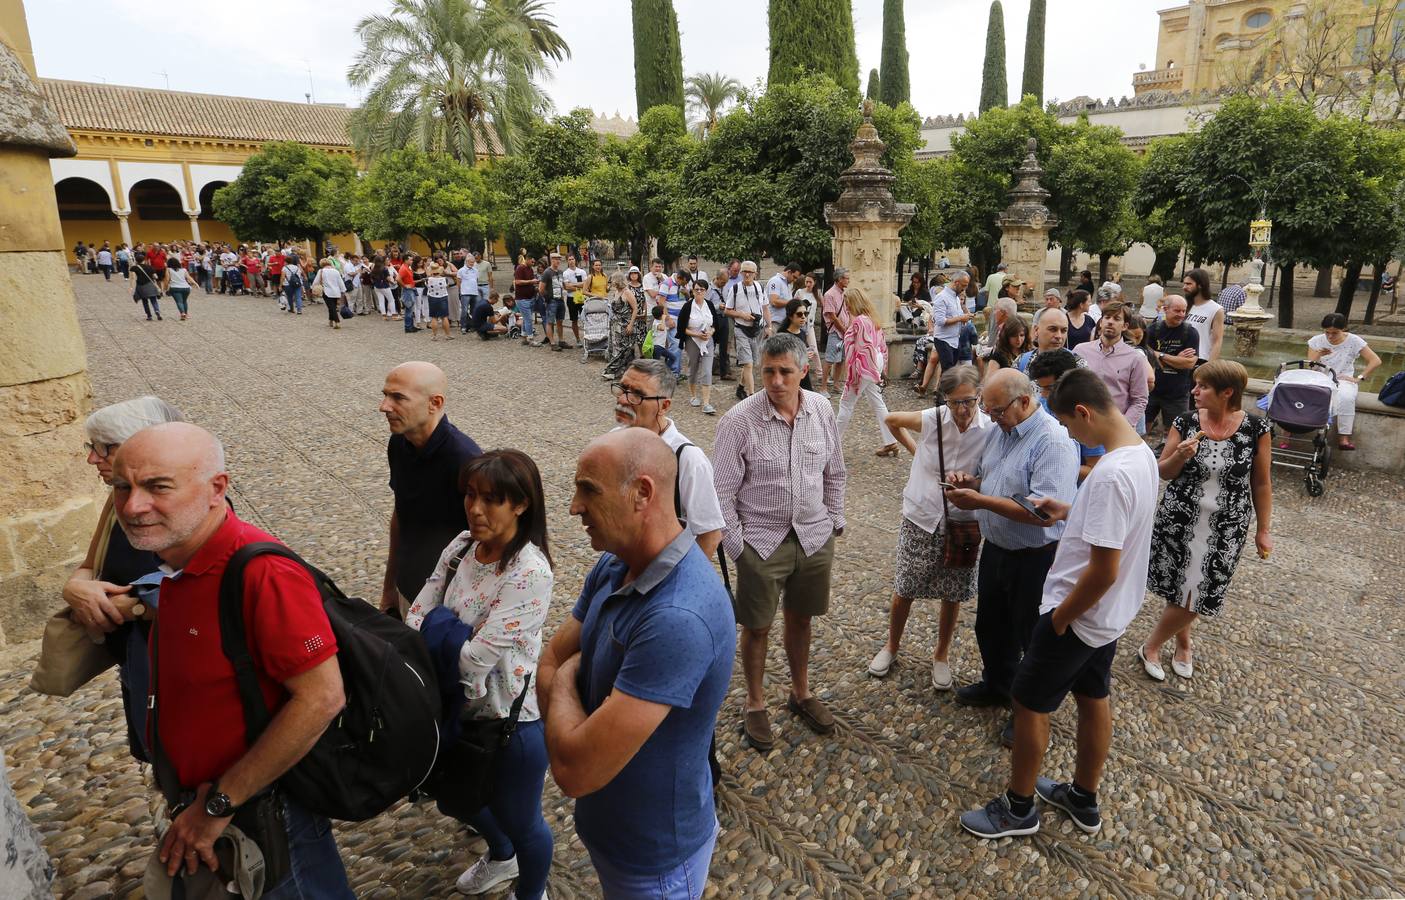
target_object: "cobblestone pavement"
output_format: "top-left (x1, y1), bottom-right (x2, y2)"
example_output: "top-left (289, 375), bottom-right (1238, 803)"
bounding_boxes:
top-left (4, 275), bottom-right (1404, 899)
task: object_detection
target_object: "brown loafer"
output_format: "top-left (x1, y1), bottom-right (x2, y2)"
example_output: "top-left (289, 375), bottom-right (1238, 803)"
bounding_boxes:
top-left (743, 709), bottom-right (774, 751)
top-left (787, 694), bottom-right (835, 735)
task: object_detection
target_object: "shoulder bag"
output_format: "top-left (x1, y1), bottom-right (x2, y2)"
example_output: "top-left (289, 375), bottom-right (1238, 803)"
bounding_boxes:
top-left (30, 502), bottom-right (121, 696)
top-left (421, 543), bottom-right (534, 813)
top-left (935, 412), bottom-right (982, 569)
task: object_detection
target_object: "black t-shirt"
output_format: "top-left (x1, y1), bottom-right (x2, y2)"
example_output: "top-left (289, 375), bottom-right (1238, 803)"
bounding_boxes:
top-left (471, 297), bottom-right (494, 332)
top-left (540, 267), bottom-right (564, 304)
top-left (387, 416), bottom-right (482, 599)
top-left (1146, 320), bottom-right (1201, 397)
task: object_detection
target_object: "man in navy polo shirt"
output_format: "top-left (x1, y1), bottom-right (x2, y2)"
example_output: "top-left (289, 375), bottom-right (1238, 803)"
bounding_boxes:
top-left (378, 361), bottom-right (482, 617)
top-left (540, 429), bottom-right (734, 899)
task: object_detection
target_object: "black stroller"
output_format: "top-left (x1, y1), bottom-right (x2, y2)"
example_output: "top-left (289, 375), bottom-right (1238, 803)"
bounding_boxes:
top-left (1264, 360), bottom-right (1337, 496)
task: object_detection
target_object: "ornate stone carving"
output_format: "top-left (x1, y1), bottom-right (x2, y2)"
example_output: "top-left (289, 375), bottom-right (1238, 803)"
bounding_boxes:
top-left (997, 138), bottom-right (1058, 311)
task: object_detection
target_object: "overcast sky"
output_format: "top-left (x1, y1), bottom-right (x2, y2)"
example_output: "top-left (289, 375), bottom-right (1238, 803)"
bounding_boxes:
top-left (29, 0), bottom-right (1169, 123)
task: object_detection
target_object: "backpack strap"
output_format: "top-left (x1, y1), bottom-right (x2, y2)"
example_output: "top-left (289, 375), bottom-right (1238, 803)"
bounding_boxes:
top-left (217, 542), bottom-right (333, 749)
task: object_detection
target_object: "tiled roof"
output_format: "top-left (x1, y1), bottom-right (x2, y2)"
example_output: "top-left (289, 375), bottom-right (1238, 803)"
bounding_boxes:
top-left (39, 79), bottom-right (354, 147)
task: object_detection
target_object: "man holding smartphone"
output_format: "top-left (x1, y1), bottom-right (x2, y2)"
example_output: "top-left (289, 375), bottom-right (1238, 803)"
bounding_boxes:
top-left (943, 369), bottom-right (1078, 748)
top-left (960, 368), bottom-right (1157, 839)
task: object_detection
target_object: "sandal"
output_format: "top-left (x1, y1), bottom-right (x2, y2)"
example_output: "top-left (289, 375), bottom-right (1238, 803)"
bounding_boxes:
top-left (1339, 440), bottom-right (1356, 451)
top-left (875, 443), bottom-right (900, 458)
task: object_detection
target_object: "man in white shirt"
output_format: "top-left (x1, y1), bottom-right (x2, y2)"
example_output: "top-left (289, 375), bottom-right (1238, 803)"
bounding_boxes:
top-left (766, 262), bottom-right (801, 327)
top-left (724, 261), bottom-right (769, 400)
top-left (611, 359), bottom-right (724, 559)
top-left (960, 368), bottom-right (1157, 841)
top-left (931, 271), bottom-right (973, 372)
top-left (562, 254), bottom-right (588, 346)
top-left (642, 258), bottom-right (666, 308)
top-left (1182, 268), bottom-right (1224, 361)
top-left (457, 253), bottom-right (480, 334)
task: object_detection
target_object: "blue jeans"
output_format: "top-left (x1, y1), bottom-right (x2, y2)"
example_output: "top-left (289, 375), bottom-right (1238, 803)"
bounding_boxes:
top-left (403, 290), bottom-right (417, 331)
top-left (518, 297), bottom-right (535, 338)
top-left (587, 820), bottom-right (718, 900)
top-left (459, 294), bottom-right (474, 332)
top-left (653, 343), bottom-right (680, 374)
top-left (284, 283), bottom-right (302, 312)
top-left (261, 796), bottom-right (354, 899)
top-left (140, 296), bottom-right (162, 319)
top-left (436, 720), bottom-right (553, 900)
top-left (169, 287), bottom-right (190, 315)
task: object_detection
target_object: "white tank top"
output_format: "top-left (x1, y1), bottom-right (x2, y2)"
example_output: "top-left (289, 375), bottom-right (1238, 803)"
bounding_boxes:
top-left (1185, 300), bottom-right (1222, 360)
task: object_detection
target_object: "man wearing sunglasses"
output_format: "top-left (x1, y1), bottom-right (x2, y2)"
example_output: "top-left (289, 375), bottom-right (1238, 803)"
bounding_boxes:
top-left (943, 369), bottom-right (1078, 749)
top-left (610, 360), bottom-right (724, 560)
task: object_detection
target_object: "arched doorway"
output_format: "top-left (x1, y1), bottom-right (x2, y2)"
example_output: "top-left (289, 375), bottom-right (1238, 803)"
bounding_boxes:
top-left (54, 177), bottom-right (120, 266)
top-left (127, 178), bottom-right (188, 246)
top-left (196, 181), bottom-right (237, 248)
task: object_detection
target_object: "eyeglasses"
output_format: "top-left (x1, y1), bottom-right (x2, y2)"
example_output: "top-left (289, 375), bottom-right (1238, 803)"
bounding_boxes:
top-left (84, 440), bottom-right (116, 459)
top-left (611, 383), bottom-right (668, 405)
top-left (947, 397), bottom-right (979, 408)
top-left (980, 397), bottom-right (1020, 417)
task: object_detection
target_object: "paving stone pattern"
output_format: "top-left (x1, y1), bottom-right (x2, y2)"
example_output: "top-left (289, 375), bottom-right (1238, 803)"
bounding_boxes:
top-left (2, 275), bottom-right (1403, 898)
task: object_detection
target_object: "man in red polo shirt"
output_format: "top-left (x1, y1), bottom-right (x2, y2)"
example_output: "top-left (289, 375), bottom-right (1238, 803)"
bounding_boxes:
top-left (111, 422), bottom-right (351, 893)
top-left (146, 243), bottom-right (168, 275)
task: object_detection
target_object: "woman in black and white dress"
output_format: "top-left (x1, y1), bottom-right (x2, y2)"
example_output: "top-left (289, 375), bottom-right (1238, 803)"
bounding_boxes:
top-left (1137, 360), bottom-right (1272, 681)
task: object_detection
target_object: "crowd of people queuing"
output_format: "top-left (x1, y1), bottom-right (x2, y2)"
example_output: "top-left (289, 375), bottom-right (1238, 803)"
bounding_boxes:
top-left (51, 242), bottom-right (1347, 899)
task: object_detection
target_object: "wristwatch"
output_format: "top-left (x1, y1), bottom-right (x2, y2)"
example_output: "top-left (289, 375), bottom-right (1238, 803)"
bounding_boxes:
top-left (204, 783), bottom-right (237, 818)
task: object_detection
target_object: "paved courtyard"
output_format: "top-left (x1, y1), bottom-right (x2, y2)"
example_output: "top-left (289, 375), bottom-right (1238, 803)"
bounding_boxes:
top-left (3, 273), bottom-right (1404, 899)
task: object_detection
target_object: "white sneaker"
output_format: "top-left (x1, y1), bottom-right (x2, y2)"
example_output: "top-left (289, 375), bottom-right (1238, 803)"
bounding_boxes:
top-left (455, 855), bottom-right (519, 895)
top-left (931, 659), bottom-right (953, 691)
top-left (690, 397), bottom-right (702, 407)
top-left (868, 646), bottom-right (895, 677)
top-left (1137, 645), bottom-right (1165, 682)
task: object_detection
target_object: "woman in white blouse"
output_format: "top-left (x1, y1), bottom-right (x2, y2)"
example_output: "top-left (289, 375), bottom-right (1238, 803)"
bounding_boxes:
top-left (1308, 313), bottom-right (1381, 451)
top-left (868, 365), bottom-right (995, 690)
top-left (407, 450), bottom-right (554, 900)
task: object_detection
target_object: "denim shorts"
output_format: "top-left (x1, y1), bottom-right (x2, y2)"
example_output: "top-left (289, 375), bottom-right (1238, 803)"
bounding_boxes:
top-left (587, 820), bottom-right (719, 900)
top-left (543, 298), bottom-right (566, 324)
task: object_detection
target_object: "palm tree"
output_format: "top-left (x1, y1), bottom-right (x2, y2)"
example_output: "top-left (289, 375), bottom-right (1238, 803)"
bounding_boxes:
top-left (347, 0), bottom-right (569, 163)
top-left (685, 72), bottom-right (744, 137)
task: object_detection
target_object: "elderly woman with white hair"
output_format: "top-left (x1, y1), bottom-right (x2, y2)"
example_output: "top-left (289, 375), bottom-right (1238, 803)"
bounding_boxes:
top-left (61, 396), bottom-right (183, 759)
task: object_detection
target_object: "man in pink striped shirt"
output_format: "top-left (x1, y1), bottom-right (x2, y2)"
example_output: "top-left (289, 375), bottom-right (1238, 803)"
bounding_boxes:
top-left (713, 335), bottom-right (847, 752)
top-left (1073, 301), bottom-right (1148, 429)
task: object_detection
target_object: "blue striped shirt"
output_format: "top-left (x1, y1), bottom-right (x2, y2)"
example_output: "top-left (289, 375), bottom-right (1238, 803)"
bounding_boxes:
top-left (974, 406), bottom-right (1079, 550)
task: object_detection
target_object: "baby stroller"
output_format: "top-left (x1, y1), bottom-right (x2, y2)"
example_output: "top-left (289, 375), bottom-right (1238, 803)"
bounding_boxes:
top-left (1264, 360), bottom-right (1337, 497)
top-left (580, 296), bottom-right (610, 362)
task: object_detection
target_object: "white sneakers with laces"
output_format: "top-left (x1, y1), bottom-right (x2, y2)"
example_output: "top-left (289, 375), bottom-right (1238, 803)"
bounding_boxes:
top-left (455, 855), bottom-right (519, 895)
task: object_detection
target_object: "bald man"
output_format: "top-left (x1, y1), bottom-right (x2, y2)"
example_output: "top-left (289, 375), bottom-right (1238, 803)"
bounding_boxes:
top-left (379, 362), bottom-right (482, 616)
top-left (540, 429), bottom-right (734, 897)
top-left (111, 424), bottom-right (351, 892)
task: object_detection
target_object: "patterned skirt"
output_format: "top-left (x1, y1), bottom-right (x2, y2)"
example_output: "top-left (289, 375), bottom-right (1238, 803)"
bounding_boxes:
top-left (894, 517), bottom-right (977, 601)
top-left (913, 336), bottom-right (936, 369)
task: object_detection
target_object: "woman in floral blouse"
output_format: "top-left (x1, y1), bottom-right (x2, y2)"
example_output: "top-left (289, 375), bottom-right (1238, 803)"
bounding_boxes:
top-left (407, 450), bottom-right (554, 900)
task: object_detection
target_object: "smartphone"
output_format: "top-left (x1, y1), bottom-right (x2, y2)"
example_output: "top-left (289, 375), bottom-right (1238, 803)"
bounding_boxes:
top-left (1010, 494), bottom-right (1051, 521)
top-left (939, 481), bottom-right (958, 490)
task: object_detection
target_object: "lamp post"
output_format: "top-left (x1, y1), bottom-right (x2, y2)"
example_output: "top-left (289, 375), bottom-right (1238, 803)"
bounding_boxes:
top-left (1234, 213), bottom-right (1273, 356)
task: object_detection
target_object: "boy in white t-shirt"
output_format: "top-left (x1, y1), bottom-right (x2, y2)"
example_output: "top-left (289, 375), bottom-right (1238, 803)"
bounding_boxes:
top-left (960, 368), bottom-right (1158, 841)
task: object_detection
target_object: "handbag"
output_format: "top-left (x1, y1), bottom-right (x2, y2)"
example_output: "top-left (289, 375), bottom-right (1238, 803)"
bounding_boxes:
top-left (339, 301), bottom-right (354, 320)
top-left (935, 411), bottom-right (982, 569)
top-left (310, 272), bottom-right (324, 299)
top-left (30, 502), bottom-right (120, 696)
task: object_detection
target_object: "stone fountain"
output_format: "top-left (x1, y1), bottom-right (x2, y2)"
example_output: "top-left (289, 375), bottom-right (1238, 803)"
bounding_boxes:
top-left (825, 99), bottom-right (915, 359)
top-left (997, 138), bottom-right (1058, 312)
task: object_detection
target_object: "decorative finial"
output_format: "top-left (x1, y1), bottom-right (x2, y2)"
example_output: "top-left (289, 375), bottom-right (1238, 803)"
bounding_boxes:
top-left (862, 98), bottom-right (874, 121)
top-left (1026, 136), bottom-right (1037, 154)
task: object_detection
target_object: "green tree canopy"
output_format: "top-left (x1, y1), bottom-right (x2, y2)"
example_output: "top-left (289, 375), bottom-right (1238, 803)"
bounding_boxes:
top-left (668, 75), bottom-right (920, 270)
top-left (1021, 0), bottom-right (1046, 104)
top-left (347, 0), bottom-right (568, 163)
top-left (350, 148), bottom-right (491, 253)
top-left (979, 1), bottom-right (1007, 114)
top-left (632, 0), bottom-right (685, 117)
top-left (685, 72), bottom-right (745, 136)
top-left (866, 68), bottom-right (881, 101)
top-left (767, 0), bottom-right (860, 98)
top-left (879, 0), bottom-right (910, 106)
top-left (212, 142), bottom-right (355, 244)
top-left (486, 108), bottom-right (606, 251)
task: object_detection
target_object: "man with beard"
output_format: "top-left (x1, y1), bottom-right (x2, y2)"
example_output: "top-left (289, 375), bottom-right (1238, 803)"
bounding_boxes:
top-left (1182, 268), bottom-right (1224, 362)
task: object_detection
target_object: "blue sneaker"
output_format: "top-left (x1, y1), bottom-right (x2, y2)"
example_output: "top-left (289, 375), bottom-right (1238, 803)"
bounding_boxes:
top-left (1035, 776), bottom-right (1102, 834)
top-left (960, 793), bottom-right (1040, 839)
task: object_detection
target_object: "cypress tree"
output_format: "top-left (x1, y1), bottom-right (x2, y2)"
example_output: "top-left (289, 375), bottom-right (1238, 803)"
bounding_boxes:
top-left (767, 0), bottom-right (861, 98)
top-left (878, 0), bottom-right (910, 106)
top-left (978, 1), bottom-right (1007, 114)
top-left (632, 0), bottom-right (685, 118)
top-left (1021, 0), bottom-right (1046, 104)
top-left (866, 68), bottom-right (882, 100)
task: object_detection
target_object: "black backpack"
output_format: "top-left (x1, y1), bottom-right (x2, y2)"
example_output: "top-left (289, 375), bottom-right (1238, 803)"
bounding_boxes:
top-left (215, 543), bottom-right (441, 821)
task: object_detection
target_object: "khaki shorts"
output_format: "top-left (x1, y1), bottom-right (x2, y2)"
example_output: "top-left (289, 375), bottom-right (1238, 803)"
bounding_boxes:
top-left (733, 531), bottom-right (835, 630)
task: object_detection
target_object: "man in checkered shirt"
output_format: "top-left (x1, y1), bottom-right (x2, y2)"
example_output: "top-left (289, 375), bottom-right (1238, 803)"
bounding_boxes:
top-left (713, 334), bottom-right (847, 752)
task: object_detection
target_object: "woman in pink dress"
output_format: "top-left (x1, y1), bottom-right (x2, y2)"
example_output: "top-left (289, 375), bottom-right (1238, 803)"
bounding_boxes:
top-left (836, 287), bottom-right (900, 457)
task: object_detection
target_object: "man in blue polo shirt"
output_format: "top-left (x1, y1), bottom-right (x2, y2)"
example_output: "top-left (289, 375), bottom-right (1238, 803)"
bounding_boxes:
top-left (540, 429), bottom-right (734, 899)
top-left (377, 361), bottom-right (481, 617)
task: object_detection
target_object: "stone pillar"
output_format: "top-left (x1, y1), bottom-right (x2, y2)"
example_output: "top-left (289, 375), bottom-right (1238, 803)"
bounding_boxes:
top-left (116, 212), bottom-right (132, 248)
top-left (188, 215), bottom-right (202, 244)
top-left (824, 100), bottom-right (915, 375)
top-left (0, 2), bottom-right (100, 646)
top-left (997, 138), bottom-right (1058, 313)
